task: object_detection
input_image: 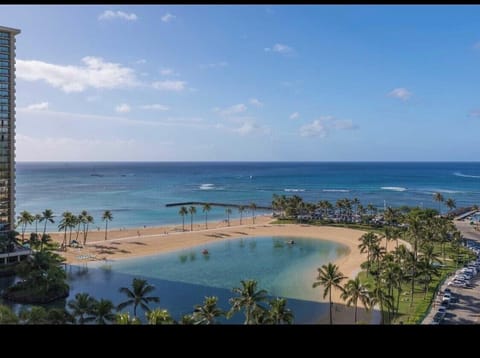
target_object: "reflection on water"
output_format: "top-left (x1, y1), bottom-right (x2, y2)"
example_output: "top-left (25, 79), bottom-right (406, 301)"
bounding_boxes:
top-left (0, 236), bottom-right (378, 324)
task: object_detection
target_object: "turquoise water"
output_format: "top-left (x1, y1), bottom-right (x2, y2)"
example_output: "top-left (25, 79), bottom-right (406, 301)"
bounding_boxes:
top-left (64, 236), bottom-right (359, 323)
top-left (15, 162), bottom-right (480, 231)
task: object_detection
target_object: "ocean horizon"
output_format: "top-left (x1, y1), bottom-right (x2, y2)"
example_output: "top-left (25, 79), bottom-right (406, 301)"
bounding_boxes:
top-left (15, 161), bottom-right (480, 231)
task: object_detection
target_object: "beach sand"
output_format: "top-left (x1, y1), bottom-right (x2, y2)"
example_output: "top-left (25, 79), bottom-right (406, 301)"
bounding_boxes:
top-left (49, 215), bottom-right (381, 324)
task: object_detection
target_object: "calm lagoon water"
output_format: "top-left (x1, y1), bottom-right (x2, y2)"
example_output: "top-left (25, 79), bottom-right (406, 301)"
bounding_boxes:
top-left (64, 236), bottom-right (356, 324)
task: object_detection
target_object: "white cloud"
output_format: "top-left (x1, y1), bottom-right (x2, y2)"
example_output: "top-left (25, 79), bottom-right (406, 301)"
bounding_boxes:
top-left (200, 62), bottom-right (228, 69)
top-left (300, 120), bottom-right (327, 138)
top-left (388, 87), bottom-right (412, 101)
top-left (299, 116), bottom-right (356, 138)
top-left (140, 104), bottom-right (169, 111)
top-left (249, 98), bottom-right (263, 107)
top-left (160, 68), bottom-right (177, 76)
top-left (289, 112), bottom-right (299, 120)
top-left (115, 103), bottom-right (131, 113)
top-left (469, 109), bottom-right (480, 117)
top-left (17, 107), bottom-right (204, 128)
top-left (24, 102), bottom-right (49, 110)
top-left (98, 10), bottom-right (138, 21)
top-left (232, 120), bottom-right (269, 136)
top-left (161, 13), bottom-right (176, 23)
top-left (135, 59), bottom-right (147, 64)
top-left (216, 104), bottom-right (247, 116)
top-left (332, 119), bottom-right (355, 130)
top-left (265, 43), bottom-right (294, 55)
top-left (152, 80), bottom-right (186, 91)
top-left (17, 57), bottom-right (138, 93)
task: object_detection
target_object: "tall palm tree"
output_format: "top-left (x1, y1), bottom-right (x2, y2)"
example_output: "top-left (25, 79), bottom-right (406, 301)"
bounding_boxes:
top-left (250, 202), bottom-right (257, 224)
top-left (102, 210), bottom-right (113, 241)
top-left (40, 209), bottom-right (55, 236)
top-left (229, 279), bottom-right (268, 325)
top-left (33, 214), bottom-right (41, 236)
top-left (67, 293), bottom-right (96, 324)
top-left (83, 214), bottom-right (94, 245)
top-left (58, 211), bottom-right (74, 250)
top-left (445, 198), bottom-right (456, 213)
top-left (92, 299), bottom-right (116, 325)
top-left (117, 278), bottom-right (160, 318)
top-left (179, 206), bottom-right (188, 231)
top-left (188, 206), bottom-right (197, 231)
top-left (202, 203), bottom-right (212, 229)
top-left (17, 210), bottom-right (34, 242)
top-left (358, 232), bottom-right (379, 277)
top-left (433, 192), bottom-right (444, 214)
top-left (265, 297), bottom-right (294, 325)
top-left (369, 281), bottom-right (394, 325)
top-left (225, 208), bottom-right (232, 226)
top-left (341, 277), bottom-right (371, 324)
top-left (193, 296), bottom-right (225, 325)
top-left (67, 214), bottom-right (77, 246)
top-left (312, 262), bottom-right (346, 325)
top-left (238, 205), bottom-right (245, 225)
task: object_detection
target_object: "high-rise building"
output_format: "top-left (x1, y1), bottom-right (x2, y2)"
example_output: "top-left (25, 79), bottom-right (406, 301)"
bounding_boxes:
top-left (0, 26), bottom-right (20, 236)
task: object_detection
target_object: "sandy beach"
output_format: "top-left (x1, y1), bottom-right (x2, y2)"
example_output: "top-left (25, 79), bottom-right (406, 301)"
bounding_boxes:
top-left (50, 215), bottom-right (380, 323)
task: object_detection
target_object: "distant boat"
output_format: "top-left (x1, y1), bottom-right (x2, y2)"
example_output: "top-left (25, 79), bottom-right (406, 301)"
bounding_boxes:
top-left (249, 175), bottom-right (253, 179)
top-left (202, 249), bottom-right (209, 255)
top-left (90, 168), bottom-right (104, 177)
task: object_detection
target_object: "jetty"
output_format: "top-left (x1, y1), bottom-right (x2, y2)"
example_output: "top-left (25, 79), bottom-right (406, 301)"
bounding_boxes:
top-left (166, 202), bottom-right (272, 210)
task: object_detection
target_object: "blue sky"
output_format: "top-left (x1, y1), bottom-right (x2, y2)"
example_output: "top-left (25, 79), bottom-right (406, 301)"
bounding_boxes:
top-left (1, 5), bottom-right (480, 161)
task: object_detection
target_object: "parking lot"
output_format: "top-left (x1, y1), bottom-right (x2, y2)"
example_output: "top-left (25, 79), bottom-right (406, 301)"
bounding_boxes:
top-left (423, 221), bottom-right (480, 325)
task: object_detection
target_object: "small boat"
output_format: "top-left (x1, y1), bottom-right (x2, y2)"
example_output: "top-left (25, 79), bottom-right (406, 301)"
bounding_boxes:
top-left (287, 240), bottom-right (295, 245)
top-left (202, 249), bottom-right (209, 255)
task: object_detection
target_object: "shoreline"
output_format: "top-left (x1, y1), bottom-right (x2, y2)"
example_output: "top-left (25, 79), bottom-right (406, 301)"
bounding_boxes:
top-left (50, 215), bottom-right (378, 323)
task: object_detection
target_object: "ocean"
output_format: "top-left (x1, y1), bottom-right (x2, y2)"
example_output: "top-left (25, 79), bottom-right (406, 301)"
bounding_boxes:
top-left (15, 161), bottom-right (480, 231)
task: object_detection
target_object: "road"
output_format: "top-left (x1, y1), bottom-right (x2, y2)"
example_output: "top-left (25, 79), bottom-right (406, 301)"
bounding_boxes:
top-left (422, 215), bottom-right (480, 325)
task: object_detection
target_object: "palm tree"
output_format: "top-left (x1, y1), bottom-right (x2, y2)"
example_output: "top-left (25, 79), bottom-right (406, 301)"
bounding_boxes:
top-left (229, 279), bottom-right (268, 325)
top-left (193, 296), bottom-right (225, 325)
top-left (40, 209), bottom-right (55, 236)
top-left (367, 203), bottom-right (376, 217)
top-left (250, 202), bottom-right (257, 224)
top-left (83, 214), bottom-right (94, 245)
top-left (312, 262), bottom-right (346, 325)
top-left (92, 299), bottom-right (116, 325)
top-left (358, 232), bottom-right (380, 277)
top-left (67, 293), bottom-right (96, 324)
top-left (115, 312), bottom-right (141, 325)
top-left (225, 208), bottom-right (232, 226)
top-left (188, 206), bottom-right (196, 231)
top-left (369, 282), bottom-right (394, 324)
top-left (33, 214), bottom-right (41, 236)
top-left (265, 297), bottom-right (294, 324)
top-left (102, 210), bottom-right (113, 241)
top-left (58, 211), bottom-right (74, 250)
top-left (433, 192), bottom-right (444, 214)
top-left (17, 210), bottom-right (34, 242)
top-left (39, 233), bottom-right (52, 252)
top-left (341, 277), bottom-right (371, 324)
top-left (202, 203), bottom-right (212, 229)
top-left (445, 198), bottom-right (456, 213)
top-left (179, 206), bottom-right (188, 231)
top-left (238, 205), bottom-right (245, 225)
top-left (146, 308), bottom-right (175, 325)
top-left (117, 278), bottom-right (160, 318)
